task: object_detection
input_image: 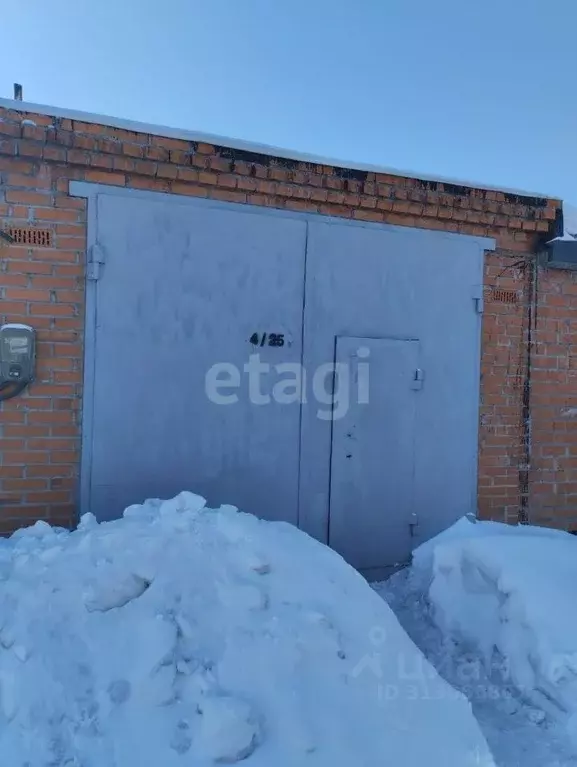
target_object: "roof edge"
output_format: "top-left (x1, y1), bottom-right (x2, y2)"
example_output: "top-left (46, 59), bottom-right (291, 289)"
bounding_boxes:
top-left (0, 97), bottom-right (561, 202)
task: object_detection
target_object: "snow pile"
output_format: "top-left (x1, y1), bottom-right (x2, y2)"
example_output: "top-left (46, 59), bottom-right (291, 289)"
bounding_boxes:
top-left (414, 516), bottom-right (577, 743)
top-left (0, 492), bottom-right (495, 766)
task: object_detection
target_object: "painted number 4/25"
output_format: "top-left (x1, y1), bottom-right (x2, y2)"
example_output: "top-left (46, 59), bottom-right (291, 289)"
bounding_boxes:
top-left (249, 332), bottom-right (285, 348)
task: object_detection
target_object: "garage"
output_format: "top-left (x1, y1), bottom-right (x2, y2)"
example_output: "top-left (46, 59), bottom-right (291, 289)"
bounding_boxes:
top-left (2, 100), bottom-right (566, 559)
top-left (73, 183), bottom-right (488, 573)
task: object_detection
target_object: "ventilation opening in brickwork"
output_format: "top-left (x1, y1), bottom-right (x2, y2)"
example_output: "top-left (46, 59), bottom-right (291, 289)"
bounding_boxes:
top-left (3, 227), bottom-right (53, 247)
top-left (489, 288), bottom-right (518, 304)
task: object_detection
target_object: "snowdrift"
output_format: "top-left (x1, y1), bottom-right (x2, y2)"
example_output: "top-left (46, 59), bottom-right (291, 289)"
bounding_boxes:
top-left (415, 516), bottom-right (577, 741)
top-left (0, 492), bottom-right (494, 766)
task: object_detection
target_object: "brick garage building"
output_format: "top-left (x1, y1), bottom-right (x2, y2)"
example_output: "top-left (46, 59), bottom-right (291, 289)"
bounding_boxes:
top-left (0, 99), bottom-right (575, 560)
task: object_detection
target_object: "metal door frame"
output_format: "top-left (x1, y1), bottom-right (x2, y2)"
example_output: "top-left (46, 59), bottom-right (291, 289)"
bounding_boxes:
top-left (70, 181), bottom-right (493, 528)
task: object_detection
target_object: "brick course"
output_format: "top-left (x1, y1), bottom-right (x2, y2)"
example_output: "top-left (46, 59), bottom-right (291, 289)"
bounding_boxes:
top-left (0, 105), bottom-right (570, 533)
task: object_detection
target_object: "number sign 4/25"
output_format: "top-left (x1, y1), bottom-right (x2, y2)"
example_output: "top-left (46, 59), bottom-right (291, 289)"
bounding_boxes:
top-left (249, 332), bottom-right (285, 348)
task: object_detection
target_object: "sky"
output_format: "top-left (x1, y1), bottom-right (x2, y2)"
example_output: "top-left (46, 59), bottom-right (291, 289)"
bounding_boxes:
top-left (1, 0), bottom-right (576, 205)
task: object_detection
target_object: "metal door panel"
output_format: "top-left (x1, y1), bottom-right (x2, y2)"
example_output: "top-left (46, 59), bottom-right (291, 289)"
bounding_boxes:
top-left (82, 186), bottom-right (487, 570)
top-left (89, 192), bottom-right (307, 521)
top-left (300, 220), bottom-right (484, 563)
top-left (329, 337), bottom-right (418, 571)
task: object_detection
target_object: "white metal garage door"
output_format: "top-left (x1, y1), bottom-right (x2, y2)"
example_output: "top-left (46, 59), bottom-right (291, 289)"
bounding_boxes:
top-left (299, 219), bottom-right (489, 574)
top-left (74, 184), bottom-right (491, 570)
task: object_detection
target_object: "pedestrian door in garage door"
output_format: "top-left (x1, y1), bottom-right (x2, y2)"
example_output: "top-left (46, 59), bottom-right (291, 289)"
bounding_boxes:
top-left (76, 184), bottom-right (489, 570)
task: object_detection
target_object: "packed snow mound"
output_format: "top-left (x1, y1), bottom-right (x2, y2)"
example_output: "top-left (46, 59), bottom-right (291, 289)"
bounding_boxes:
top-left (0, 492), bottom-right (495, 766)
top-left (414, 516), bottom-right (577, 743)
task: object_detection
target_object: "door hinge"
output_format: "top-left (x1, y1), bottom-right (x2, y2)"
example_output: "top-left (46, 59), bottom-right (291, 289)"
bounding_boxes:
top-left (472, 285), bottom-right (484, 314)
top-left (87, 243), bottom-right (106, 282)
top-left (409, 512), bottom-right (419, 536)
top-left (411, 368), bottom-right (425, 390)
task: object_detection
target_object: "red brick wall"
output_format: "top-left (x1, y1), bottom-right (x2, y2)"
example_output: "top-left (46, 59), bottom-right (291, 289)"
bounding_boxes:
top-left (0, 105), bottom-right (567, 533)
top-left (530, 267), bottom-right (577, 528)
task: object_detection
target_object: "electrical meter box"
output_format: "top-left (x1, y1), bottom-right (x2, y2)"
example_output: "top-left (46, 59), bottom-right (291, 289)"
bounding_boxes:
top-left (0, 324), bottom-right (36, 388)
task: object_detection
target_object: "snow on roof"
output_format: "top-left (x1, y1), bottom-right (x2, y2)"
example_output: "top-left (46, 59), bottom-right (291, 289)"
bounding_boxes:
top-left (0, 97), bottom-right (560, 202)
top-left (563, 203), bottom-right (577, 239)
top-left (550, 202), bottom-right (577, 243)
